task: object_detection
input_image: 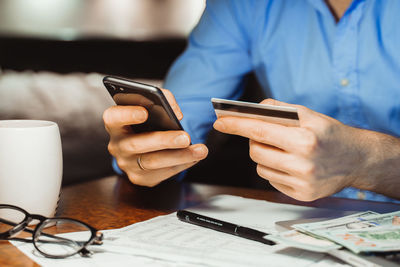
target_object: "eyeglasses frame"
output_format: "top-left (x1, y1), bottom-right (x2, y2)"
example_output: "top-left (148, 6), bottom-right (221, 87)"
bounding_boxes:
top-left (0, 204), bottom-right (103, 259)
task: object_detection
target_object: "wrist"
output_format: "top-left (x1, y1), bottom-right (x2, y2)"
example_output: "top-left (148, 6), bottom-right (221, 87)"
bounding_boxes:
top-left (349, 129), bottom-right (378, 190)
top-left (350, 129), bottom-right (400, 194)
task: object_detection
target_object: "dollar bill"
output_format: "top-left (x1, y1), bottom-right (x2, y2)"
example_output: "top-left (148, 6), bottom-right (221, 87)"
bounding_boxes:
top-left (294, 211), bottom-right (400, 254)
top-left (323, 226), bottom-right (400, 253)
top-left (263, 230), bottom-right (341, 252)
top-left (265, 212), bottom-right (378, 253)
top-left (293, 211), bottom-right (379, 234)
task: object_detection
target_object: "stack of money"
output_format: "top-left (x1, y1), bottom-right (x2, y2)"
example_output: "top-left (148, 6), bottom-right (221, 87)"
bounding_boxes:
top-left (264, 211), bottom-right (400, 254)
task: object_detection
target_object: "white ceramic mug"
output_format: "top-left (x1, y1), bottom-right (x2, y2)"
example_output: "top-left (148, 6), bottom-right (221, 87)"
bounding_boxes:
top-left (0, 120), bottom-right (63, 218)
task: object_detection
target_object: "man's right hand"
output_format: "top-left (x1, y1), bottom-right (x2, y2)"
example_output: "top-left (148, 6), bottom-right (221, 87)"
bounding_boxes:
top-left (103, 89), bottom-right (208, 187)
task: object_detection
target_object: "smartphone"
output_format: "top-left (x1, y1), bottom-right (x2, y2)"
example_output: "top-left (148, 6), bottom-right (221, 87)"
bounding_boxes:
top-left (103, 76), bottom-right (184, 133)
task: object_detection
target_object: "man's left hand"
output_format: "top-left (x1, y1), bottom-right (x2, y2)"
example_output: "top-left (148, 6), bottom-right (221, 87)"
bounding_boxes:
top-left (213, 99), bottom-right (380, 201)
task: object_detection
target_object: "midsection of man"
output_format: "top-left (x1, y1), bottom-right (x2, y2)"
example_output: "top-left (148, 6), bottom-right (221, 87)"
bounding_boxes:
top-left (164, 0), bottom-right (400, 202)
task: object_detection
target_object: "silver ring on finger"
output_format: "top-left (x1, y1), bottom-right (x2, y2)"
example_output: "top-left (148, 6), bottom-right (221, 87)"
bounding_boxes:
top-left (137, 155), bottom-right (147, 171)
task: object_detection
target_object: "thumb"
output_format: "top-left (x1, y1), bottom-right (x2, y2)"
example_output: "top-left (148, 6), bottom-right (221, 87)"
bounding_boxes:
top-left (161, 89), bottom-right (183, 120)
top-left (260, 98), bottom-right (294, 107)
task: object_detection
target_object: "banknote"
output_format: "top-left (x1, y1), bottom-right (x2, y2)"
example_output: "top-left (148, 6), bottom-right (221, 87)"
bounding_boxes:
top-left (294, 211), bottom-right (400, 254)
top-left (263, 230), bottom-right (341, 253)
top-left (267, 212), bottom-right (379, 252)
top-left (323, 226), bottom-right (400, 253)
top-left (293, 211), bottom-right (379, 234)
top-left (265, 212), bottom-right (378, 253)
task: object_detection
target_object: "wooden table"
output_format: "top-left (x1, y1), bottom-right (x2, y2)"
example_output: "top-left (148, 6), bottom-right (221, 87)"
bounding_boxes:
top-left (2, 175), bottom-right (400, 266)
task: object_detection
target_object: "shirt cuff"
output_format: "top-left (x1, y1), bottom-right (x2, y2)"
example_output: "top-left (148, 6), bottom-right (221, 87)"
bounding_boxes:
top-left (332, 187), bottom-right (400, 203)
top-left (112, 157), bottom-right (124, 175)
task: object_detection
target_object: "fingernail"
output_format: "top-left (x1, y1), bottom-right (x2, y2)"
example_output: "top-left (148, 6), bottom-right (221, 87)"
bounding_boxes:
top-left (136, 110), bottom-right (147, 121)
top-left (192, 146), bottom-right (206, 158)
top-left (174, 134), bottom-right (189, 146)
top-left (213, 120), bottom-right (225, 131)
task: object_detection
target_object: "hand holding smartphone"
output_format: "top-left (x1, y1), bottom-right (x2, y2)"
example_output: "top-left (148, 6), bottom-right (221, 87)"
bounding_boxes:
top-left (102, 76), bottom-right (207, 187)
top-left (103, 76), bottom-right (185, 133)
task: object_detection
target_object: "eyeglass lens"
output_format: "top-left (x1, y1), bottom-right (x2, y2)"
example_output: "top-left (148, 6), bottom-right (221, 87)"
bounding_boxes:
top-left (0, 207), bottom-right (26, 233)
top-left (34, 218), bottom-right (92, 257)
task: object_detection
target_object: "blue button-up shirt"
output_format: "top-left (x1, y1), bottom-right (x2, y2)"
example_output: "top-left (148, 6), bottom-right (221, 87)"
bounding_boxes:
top-left (164, 0), bottom-right (400, 202)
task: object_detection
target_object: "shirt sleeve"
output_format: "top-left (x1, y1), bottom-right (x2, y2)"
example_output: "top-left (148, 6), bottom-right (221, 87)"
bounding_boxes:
top-left (163, 0), bottom-right (254, 145)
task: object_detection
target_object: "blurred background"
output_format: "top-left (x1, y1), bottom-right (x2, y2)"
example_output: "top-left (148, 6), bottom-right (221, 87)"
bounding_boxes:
top-left (0, 0), bottom-right (205, 185)
top-left (0, 0), bottom-right (204, 77)
top-left (0, 0), bottom-right (204, 40)
top-left (0, 0), bottom-right (268, 190)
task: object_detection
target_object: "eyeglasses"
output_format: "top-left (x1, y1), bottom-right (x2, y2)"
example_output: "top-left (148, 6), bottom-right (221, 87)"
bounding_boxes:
top-left (0, 204), bottom-right (103, 259)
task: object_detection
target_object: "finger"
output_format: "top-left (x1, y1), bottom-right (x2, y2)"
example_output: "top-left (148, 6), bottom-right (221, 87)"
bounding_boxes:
top-left (268, 181), bottom-right (297, 198)
top-left (270, 181), bottom-right (320, 201)
top-left (256, 164), bottom-right (306, 189)
top-left (115, 130), bottom-right (191, 156)
top-left (214, 116), bottom-right (316, 154)
top-left (103, 105), bottom-right (148, 135)
top-left (161, 89), bottom-right (183, 120)
top-left (137, 144), bottom-right (208, 170)
top-left (128, 161), bottom-right (199, 187)
top-left (260, 98), bottom-right (328, 125)
top-left (249, 140), bottom-right (315, 177)
top-left (214, 117), bottom-right (290, 150)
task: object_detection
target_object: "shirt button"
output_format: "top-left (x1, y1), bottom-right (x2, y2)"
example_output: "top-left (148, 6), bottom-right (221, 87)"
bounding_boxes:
top-left (340, 78), bottom-right (350, 87)
top-left (357, 191), bottom-right (366, 200)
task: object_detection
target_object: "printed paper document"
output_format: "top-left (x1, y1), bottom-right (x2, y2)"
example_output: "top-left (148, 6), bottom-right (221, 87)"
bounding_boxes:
top-left (11, 195), bottom-right (348, 266)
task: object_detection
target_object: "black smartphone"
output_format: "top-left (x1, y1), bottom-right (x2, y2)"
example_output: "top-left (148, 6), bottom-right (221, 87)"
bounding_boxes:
top-left (103, 76), bottom-right (184, 133)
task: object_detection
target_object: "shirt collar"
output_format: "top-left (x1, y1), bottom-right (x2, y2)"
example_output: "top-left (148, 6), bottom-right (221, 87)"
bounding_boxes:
top-left (306, 0), bottom-right (366, 18)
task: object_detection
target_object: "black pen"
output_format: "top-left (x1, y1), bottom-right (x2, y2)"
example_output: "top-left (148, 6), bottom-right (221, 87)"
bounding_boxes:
top-left (176, 210), bottom-right (275, 246)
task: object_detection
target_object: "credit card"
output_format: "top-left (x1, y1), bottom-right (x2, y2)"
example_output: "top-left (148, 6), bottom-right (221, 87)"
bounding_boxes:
top-left (211, 98), bottom-right (299, 127)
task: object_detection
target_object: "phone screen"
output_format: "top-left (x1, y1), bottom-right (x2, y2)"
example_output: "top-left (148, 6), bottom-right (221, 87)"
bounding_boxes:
top-left (103, 76), bottom-right (184, 133)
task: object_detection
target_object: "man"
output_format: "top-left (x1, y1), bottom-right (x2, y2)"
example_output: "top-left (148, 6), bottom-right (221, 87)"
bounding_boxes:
top-left (103, 0), bottom-right (400, 202)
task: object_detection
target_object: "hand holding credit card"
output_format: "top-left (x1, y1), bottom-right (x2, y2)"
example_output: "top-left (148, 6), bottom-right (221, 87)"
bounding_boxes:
top-left (211, 98), bottom-right (299, 127)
